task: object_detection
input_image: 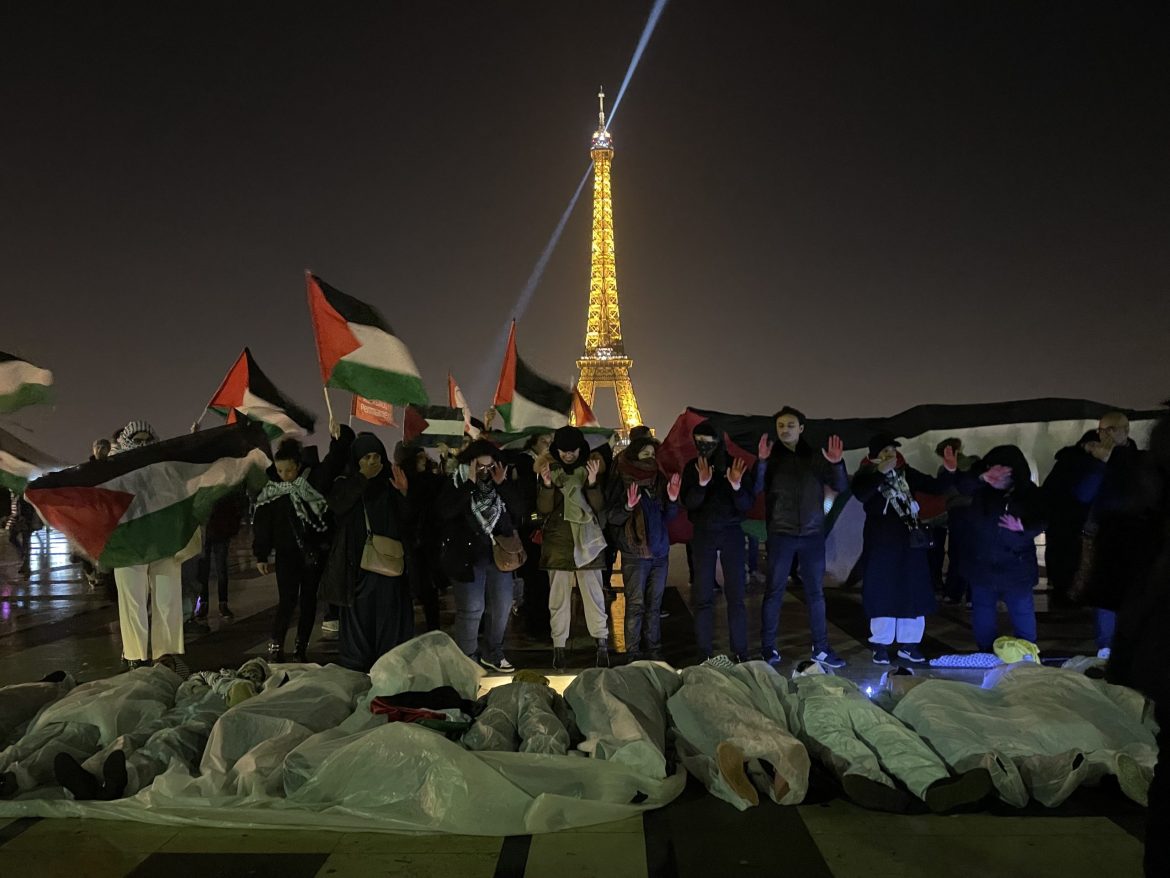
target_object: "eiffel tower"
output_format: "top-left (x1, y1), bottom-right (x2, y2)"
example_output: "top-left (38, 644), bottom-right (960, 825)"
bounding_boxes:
top-left (573, 88), bottom-right (644, 438)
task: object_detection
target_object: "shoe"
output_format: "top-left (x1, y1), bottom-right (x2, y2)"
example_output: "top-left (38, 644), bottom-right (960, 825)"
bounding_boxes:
top-left (294, 639), bottom-right (308, 663)
top-left (193, 598), bottom-right (209, 620)
top-left (871, 645), bottom-right (891, 665)
top-left (219, 602), bottom-right (234, 621)
top-left (715, 741), bottom-right (759, 807)
top-left (812, 649), bottom-right (847, 669)
top-left (125, 659), bottom-right (150, 670)
top-left (761, 649), bottom-right (782, 666)
top-left (701, 654), bottom-right (736, 671)
top-left (267, 640), bottom-right (284, 661)
top-left (0, 771), bottom-right (17, 799)
top-left (320, 619), bottom-right (340, 635)
top-left (647, 648), bottom-right (663, 661)
top-left (1097, 647), bottom-right (1112, 660)
top-left (552, 647), bottom-right (567, 673)
top-left (101, 750), bottom-right (128, 800)
top-left (734, 654), bottom-right (751, 664)
top-left (596, 639), bottom-right (610, 668)
top-left (923, 768), bottom-right (992, 814)
top-left (184, 617), bottom-right (211, 635)
top-left (842, 773), bottom-right (912, 813)
top-left (480, 655), bottom-right (515, 673)
top-left (897, 646), bottom-right (927, 664)
top-left (659, 610), bottom-right (670, 619)
top-left (54, 752), bottom-right (103, 801)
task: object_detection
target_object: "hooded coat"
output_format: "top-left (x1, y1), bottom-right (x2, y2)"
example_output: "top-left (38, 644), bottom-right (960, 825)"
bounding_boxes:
top-left (536, 426), bottom-right (606, 571)
top-left (851, 454), bottom-right (952, 618)
top-left (949, 446), bottom-right (1047, 593)
top-left (680, 420), bottom-right (757, 534)
top-left (318, 432), bottom-right (414, 607)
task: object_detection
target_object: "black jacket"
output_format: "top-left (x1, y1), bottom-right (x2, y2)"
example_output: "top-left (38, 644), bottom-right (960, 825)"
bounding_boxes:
top-left (754, 439), bottom-right (847, 537)
top-left (680, 422), bottom-right (756, 534)
top-left (436, 474), bottom-right (522, 582)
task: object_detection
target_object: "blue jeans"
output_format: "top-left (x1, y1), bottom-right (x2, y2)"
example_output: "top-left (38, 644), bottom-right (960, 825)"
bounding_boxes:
top-left (622, 555), bottom-right (668, 653)
top-left (197, 538), bottom-right (230, 603)
top-left (1095, 608), bottom-right (1116, 651)
top-left (691, 526), bottom-right (748, 658)
top-left (763, 533), bottom-right (829, 654)
top-left (453, 559), bottom-right (513, 661)
top-left (971, 585), bottom-right (1036, 651)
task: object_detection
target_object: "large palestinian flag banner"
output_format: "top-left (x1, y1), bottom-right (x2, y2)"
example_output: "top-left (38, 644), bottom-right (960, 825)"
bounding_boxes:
top-left (306, 272), bottom-right (428, 407)
top-left (207, 347), bottom-right (315, 440)
top-left (403, 405), bottom-right (467, 447)
top-left (26, 421), bottom-right (270, 568)
top-left (0, 351), bottom-right (53, 414)
top-left (492, 321), bottom-right (572, 432)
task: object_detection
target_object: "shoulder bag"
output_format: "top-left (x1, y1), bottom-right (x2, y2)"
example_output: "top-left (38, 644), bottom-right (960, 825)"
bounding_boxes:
top-left (360, 502), bottom-right (405, 577)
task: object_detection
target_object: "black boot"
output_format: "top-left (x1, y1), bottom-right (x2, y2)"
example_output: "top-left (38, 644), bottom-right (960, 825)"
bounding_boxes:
top-left (553, 647), bottom-right (567, 673)
top-left (54, 753), bottom-right (104, 801)
top-left (596, 638), bottom-right (610, 668)
top-left (294, 639), bottom-right (308, 663)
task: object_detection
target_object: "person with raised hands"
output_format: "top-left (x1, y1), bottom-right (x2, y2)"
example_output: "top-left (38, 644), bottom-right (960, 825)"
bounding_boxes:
top-left (754, 406), bottom-right (849, 668)
top-left (681, 420), bottom-right (758, 662)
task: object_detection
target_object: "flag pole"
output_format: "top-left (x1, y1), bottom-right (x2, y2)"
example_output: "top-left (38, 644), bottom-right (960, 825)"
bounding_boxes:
top-left (322, 386), bottom-right (336, 425)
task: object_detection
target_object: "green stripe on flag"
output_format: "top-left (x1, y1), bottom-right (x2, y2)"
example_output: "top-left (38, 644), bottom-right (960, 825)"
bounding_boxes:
top-left (328, 359), bottom-right (428, 407)
top-left (0, 383), bottom-right (52, 414)
top-left (0, 469), bottom-right (28, 494)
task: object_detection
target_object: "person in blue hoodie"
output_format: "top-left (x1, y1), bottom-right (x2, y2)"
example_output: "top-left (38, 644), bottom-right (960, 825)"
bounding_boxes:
top-left (681, 420), bottom-right (756, 661)
top-left (605, 436), bottom-right (681, 660)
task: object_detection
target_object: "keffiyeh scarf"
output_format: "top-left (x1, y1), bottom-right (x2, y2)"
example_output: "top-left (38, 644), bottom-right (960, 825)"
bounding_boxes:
top-left (254, 474), bottom-right (328, 533)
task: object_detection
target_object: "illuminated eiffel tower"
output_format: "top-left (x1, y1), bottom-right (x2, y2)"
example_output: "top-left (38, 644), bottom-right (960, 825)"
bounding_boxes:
top-left (573, 88), bottom-right (643, 437)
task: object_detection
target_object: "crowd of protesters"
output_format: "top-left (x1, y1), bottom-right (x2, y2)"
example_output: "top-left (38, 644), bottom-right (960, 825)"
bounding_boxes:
top-left (2, 408), bottom-right (1159, 679)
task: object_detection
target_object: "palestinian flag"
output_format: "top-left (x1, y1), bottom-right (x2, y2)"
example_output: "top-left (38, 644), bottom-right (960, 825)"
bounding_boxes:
top-left (448, 372), bottom-right (476, 436)
top-left (0, 351), bottom-right (53, 414)
top-left (403, 405), bottom-right (467, 447)
top-left (572, 387), bottom-right (600, 428)
top-left (492, 321), bottom-right (572, 432)
top-left (0, 449), bottom-right (37, 494)
top-left (306, 272), bottom-right (428, 407)
top-left (207, 348), bottom-right (316, 440)
top-left (25, 421), bottom-right (270, 568)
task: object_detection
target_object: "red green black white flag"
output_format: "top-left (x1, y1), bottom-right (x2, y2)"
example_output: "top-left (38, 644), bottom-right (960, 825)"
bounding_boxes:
top-left (306, 272), bottom-right (428, 407)
top-left (206, 347), bottom-right (316, 440)
top-left (0, 351), bottom-right (53, 414)
top-left (492, 321), bottom-right (572, 432)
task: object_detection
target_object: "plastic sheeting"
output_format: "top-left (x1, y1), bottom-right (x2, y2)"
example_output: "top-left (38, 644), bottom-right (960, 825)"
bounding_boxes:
top-left (464, 682), bottom-right (571, 755)
top-left (666, 661), bottom-right (809, 809)
top-left (893, 664), bottom-right (1157, 807)
top-left (789, 674), bottom-right (950, 800)
top-left (0, 675), bottom-right (76, 745)
top-left (564, 663), bottom-right (682, 780)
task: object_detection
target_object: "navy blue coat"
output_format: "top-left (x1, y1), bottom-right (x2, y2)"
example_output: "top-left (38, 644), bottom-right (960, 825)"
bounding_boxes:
top-left (950, 481), bottom-right (1046, 593)
top-left (852, 462), bottom-right (952, 618)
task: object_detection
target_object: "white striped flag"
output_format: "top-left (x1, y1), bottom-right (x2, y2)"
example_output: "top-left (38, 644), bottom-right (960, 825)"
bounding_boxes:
top-left (492, 321), bottom-right (572, 432)
top-left (0, 351), bottom-right (53, 414)
top-left (206, 348), bottom-right (316, 439)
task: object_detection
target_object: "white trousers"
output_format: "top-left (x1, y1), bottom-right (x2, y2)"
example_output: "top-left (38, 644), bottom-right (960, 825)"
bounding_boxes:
top-left (114, 557), bottom-right (185, 660)
top-left (548, 569), bottom-right (608, 647)
top-left (869, 616), bottom-right (925, 646)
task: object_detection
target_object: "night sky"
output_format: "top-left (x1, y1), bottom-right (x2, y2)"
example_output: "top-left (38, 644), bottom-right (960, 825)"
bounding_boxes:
top-left (4, 2), bottom-right (1168, 462)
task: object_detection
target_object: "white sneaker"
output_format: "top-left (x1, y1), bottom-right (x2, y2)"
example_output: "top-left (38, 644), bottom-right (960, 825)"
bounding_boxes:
top-left (480, 655), bottom-right (515, 673)
top-left (320, 619), bottom-right (339, 635)
top-left (1097, 647), bottom-right (1111, 660)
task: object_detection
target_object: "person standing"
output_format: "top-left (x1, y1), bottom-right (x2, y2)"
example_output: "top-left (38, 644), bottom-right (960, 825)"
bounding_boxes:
top-left (682, 420), bottom-right (755, 662)
top-left (193, 489), bottom-right (246, 622)
top-left (397, 443), bottom-right (444, 632)
top-left (253, 438), bottom-right (331, 662)
top-left (319, 432), bottom-right (413, 673)
top-left (536, 426), bottom-right (609, 672)
top-left (754, 407), bottom-right (848, 668)
top-left (605, 436), bottom-right (681, 660)
top-left (851, 433), bottom-right (957, 664)
top-left (109, 420), bottom-right (188, 669)
top-left (438, 439), bottom-right (523, 672)
top-left (947, 445), bottom-right (1046, 651)
top-left (933, 438), bottom-right (980, 605)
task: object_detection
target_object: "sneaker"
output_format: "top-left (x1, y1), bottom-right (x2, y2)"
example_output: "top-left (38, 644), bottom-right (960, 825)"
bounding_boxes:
top-left (267, 640), bottom-right (284, 661)
top-left (871, 645), bottom-right (891, 665)
top-left (701, 654), bottom-right (736, 671)
top-left (193, 598), bottom-right (209, 620)
top-left (552, 647), bottom-right (567, 672)
top-left (294, 639), bottom-right (309, 664)
top-left (896, 646), bottom-right (927, 664)
top-left (480, 655), bottom-right (515, 673)
top-left (219, 602), bottom-right (235, 621)
top-left (812, 649), bottom-right (846, 669)
top-left (923, 768), bottom-right (992, 814)
top-left (1096, 647), bottom-right (1112, 660)
top-left (320, 619), bottom-right (340, 635)
top-left (761, 649), bottom-right (782, 666)
top-left (659, 610), bottom-right (670, 619)
top-left (842, 773), bottom-right (911, 813)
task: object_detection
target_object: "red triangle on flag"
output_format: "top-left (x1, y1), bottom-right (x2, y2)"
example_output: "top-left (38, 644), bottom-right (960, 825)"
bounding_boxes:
top-left (572, 387), bottom-right (600, 428)
top-left (207, 348), bottom-right (250, 422)
top-left (26, 485), bottom-right (134, 561)
top-left (306, 272), bottom-right (362, 383)
top-left (492, 321), bottom-right (517, 407)
top-left (403, 406), bottom-right (428, 443)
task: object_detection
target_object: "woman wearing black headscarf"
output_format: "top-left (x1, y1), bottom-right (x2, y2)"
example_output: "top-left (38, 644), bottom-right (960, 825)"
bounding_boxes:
top-left (319, 432), bottom-right (413, 672)
top-left (535, 426), bottom-right (609, 671)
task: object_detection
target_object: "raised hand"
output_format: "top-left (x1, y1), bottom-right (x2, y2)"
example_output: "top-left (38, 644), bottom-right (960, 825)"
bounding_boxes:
top-left (998, 513), bottom-right (1025, 532)
top-left (585, 458), bottom-right (601, 486)
top-left (537, 459), bottom-right (553, 487)
top-left (329, 417), bottom-right (341, 440)
top-left (626, 482), bottom-right (641, 509)
top-left (390, 463), bottom-right (409, 496)
top-left (697, 457), bottom-right (713, 487)
top-left (490, 461), bottom-right (507, 485)
top-left (358, 454), bottom-right (383, 480)
top-left (1085, 441), bottom-right (1113, 463)
top-left (823, 435), bottom-right (844, 464)
top-left (256, 561), bottom-right (271, 575)
top-left (941, 445), bottom-right (958, 472)
top-left (727, 457), bottom-right (748, 490)
top-left (757, 435), bottom-right (773, 460)
top-left (980, 464), bottom-right (1012, 487)
top-left (667, 472), bottom-right (682, 502)
top-left (878, 455), bottom-right (898, 474)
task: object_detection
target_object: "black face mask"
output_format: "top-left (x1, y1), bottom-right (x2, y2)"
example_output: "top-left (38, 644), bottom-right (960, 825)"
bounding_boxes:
top-left (695, 438), bottom-right (719, 458)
